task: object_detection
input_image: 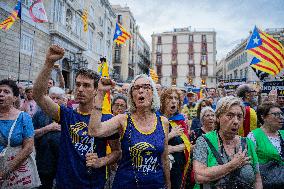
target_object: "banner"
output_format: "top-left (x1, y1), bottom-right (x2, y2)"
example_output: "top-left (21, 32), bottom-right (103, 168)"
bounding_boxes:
top-left (218, 79), bottom-right (246, 92)
top-left (262, 81), bottom-right (284, 96)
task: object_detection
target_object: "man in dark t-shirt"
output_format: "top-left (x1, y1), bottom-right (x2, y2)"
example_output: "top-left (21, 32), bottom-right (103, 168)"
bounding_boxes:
top-left (33, 45), bottom-right (121, 189)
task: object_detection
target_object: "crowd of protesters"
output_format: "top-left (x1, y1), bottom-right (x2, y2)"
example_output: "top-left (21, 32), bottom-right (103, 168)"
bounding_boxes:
top-left (0, 44), bottom-right (283, 189)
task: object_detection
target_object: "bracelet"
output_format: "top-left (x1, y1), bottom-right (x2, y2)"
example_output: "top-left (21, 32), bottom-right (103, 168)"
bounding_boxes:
top-left (94, 106), bottom-right (102, 111)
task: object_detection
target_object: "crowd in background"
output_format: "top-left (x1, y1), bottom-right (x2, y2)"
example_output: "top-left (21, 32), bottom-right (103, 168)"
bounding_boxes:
top-left (0, 45), bottom-right (283, 189)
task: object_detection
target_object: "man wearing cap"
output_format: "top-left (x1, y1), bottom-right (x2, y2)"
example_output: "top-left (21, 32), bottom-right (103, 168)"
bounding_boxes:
top-left (182, 90), bottom-right (198, 127)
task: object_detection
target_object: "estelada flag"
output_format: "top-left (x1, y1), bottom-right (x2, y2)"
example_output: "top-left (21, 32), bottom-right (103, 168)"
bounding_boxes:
top-left (113, 23), bottom-right (131, 45)
top-left (246, 26), bottom-right (284, 76)
top-left (0, 0), bottom-right (21, 31)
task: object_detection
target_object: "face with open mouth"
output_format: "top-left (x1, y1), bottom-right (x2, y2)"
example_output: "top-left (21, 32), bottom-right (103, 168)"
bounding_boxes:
top-left (132, 78), bottom-right (153, 109)
top-left (0, 85), bottom-right (17, 108)
top-left (164, 92), bottom-right (180, 117)
top-left (219, 105), bottom-right (244, 138)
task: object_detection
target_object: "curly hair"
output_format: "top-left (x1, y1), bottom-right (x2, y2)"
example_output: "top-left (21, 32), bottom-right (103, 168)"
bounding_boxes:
top-left (160, 87), bottom-right (183, 115)
top-left (75, 68), bottom-right (100, 89)
top-left (127, 74), bottom-right (160, 113)
top-left (0, 79), bottom-right (19, 97)
top-left (196, 98), bottom-right (212, 118)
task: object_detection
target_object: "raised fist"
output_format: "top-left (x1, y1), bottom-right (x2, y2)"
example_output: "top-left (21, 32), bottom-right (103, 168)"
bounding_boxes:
top-left (46, 45), bottom-right (65, 65)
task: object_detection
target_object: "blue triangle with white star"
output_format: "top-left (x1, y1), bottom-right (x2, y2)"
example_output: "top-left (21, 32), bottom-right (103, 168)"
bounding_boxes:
top-left (113, 23), bottom-right (122, 41)
top-left (245, 26), bottom-right (262, 50)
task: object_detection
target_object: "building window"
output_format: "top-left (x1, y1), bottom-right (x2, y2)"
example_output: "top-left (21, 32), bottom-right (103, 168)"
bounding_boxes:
top-left (74, 14), bottom-right (82, 37)
top-left (189, 65), bottom-right (195, 75)
top-left (88, 29), bottom-right (94, 51)
top-left (114, 49), bottom-right (121, 62)
top-left (89, 6), bottom-right (95, 19)
top-left (189, 35), bottom-right (193, 42)
top-left (55, 0), bottom-right (63, 23)
top-left (234, 70), bottom-right (238, 79)
top-left (23, 0), bottom-right (32, 6)
top-left (157, 36), bottom-right (162, 44)
top-left (107, 27), bottom-right (111, 36)
top-left (240, 69), bottom-right (243, 79)
top-left (99, 16), bottom-right (103, 26)
top-left (245, 67), bottom-right (248, 78)
top-left (21, 33), bottom-right (33, 55)
top-left (201, 66), bottom-right (207, 76)
top-left (201, 55), bottom-right (207, 65)
top-left (188, 54), bottom-right (194, 64)
top-left (157, 44), bottom-right (162, 53)
top-left (202, 34), bottom-right (206, 42)
top-left (172, 78), bottom-right (176, 86)
top-left (118, 15), bottom-right (122, 24)
top-left (173, 35), bottom-right (177, 43)
top-left (157, 55), bottom-right (162, 64)
top-left (202, 45), bottom-right (207, 54)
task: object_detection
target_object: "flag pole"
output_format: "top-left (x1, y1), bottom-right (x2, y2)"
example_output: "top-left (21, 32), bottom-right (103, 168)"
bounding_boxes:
top-left (17, 1), bottom-right (22, 83)
top-left (28, 25), bottom-right (36, 86)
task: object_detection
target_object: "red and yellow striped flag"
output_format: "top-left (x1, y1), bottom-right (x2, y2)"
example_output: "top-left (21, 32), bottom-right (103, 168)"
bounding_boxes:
top-left (0, 0), bottom-right (21, 31)
top-left (149, 68), bottom-right (159, 83)
top-left (246, 26), bottom-right (284, 75)
top-left (82, 9), bottom-right (88, 32)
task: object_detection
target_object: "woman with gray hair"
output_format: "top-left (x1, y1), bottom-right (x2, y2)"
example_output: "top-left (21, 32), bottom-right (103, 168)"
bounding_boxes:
top-left (88, 74), bottom-right (171, 189)
top-left (192, 96), bottom-right (262, 189)
top-left (189, 106), bottom-right (216, 146)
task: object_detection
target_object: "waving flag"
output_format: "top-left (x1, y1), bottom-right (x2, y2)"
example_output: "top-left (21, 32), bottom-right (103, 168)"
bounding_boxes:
top-left (246, 26), bottom-right (284, 76)
top-left (82, 9), bottom-right (88, 32)
top-left (0, 0), bottom-right (21, 31)
top-left (98, 57), bottom-right (111, 115)
top-left (250, 57), bottom-right (270, 79)
top-left (147, 68), bottom-right (159, 83)
top-left (29, 0), bottom-right (48, 23)
top-left (113, 23), bottom-right (131, 45)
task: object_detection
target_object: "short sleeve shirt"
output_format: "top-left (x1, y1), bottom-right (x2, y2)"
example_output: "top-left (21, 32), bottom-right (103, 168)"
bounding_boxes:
top-left (0, 112), bottom-right (34, 152)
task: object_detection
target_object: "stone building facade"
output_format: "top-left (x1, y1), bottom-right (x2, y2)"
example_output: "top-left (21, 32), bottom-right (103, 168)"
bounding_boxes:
top-left (151, 27), bottom-right (217, 88)
top-left (0, 0), bottom-right (116, 89)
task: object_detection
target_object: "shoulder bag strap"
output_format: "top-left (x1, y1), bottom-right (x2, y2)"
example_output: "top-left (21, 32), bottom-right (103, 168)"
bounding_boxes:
top-left (202, 135), bottom-right (224, 165)
top-left (240, 137), bottom-right (247, 151)
top-left (7, 111), bottom-right (22, 147)
top-left (278, 131), bottom-right (284, 160)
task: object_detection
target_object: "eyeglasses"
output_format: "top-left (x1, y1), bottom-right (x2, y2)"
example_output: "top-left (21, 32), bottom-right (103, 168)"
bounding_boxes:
top-left (132, 84), bottom-right (152, 91)
top-left (113, 103), bottom-right (126, 108)
top-left (204, 114), bottom-right (215, 118)
top-left (268, 112), bottom-right (284, 118)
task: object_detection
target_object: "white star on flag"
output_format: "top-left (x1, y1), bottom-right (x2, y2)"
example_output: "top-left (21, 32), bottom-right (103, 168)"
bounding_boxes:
top-left (253, 36), bottom-right (259, 44)
top-left (116, 30), bottom-right (121, 35)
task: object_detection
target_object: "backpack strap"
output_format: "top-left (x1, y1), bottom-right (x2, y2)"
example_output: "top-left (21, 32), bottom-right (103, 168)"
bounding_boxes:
top-left (202, 135), bottom-right (224, 165)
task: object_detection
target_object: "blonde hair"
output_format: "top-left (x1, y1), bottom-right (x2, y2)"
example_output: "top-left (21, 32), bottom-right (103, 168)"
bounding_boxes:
top-left (215, 96), bottom-right (245, 129)
top-left (127, 74), bottom-right (160, 113)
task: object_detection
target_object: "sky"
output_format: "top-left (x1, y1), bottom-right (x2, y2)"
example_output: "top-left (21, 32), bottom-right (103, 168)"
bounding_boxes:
top-left (109, 0), bottom-right (284, 61)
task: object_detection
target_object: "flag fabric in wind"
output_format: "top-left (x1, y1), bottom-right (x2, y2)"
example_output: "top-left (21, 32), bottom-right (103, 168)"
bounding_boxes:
top-left (82, 9), bottom-right (88, 32)
top-left (113, 23), bottom-right (131, 45)
top-left (98, 58), bottom-right (112, 115)
top-left (0, 0), bottom-right (21, 31)
top-left (147, 68), bottom-right (159, 83)
top-left (29, 0), bottom-right (48, 23)
top-left (246, 26), bottom-right (284, 76)
top-left (250, 57), bottom-right (270, 79)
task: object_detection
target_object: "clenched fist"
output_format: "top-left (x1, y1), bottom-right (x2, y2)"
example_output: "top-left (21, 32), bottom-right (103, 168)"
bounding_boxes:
top-left (86, 153), bottom-right (104, 168)
top-left (46, 45), bottom-right (65, 65)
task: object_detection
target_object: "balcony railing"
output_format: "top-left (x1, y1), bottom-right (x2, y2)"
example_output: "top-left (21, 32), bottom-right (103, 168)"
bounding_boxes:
top-left (49, 22), bottom-right (87, 50)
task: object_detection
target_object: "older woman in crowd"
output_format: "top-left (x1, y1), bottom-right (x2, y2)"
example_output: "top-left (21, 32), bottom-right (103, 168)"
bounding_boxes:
top-left (160, 87), bottom-right (191, 189)
top-left (247, 102), bottom-right (284, 189)
top-left (190, 106), bottom-right (216, 146)
top-left (193, 96), bottom-right (262, 189)
top-left (0, 79), bottom-right (40, 187)
top-left (111, 94), bottom-right (128, 116)
top-left (88, 74), bottom-right (170, 189)
top-left (190, 98), bottom-right (212, 131)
